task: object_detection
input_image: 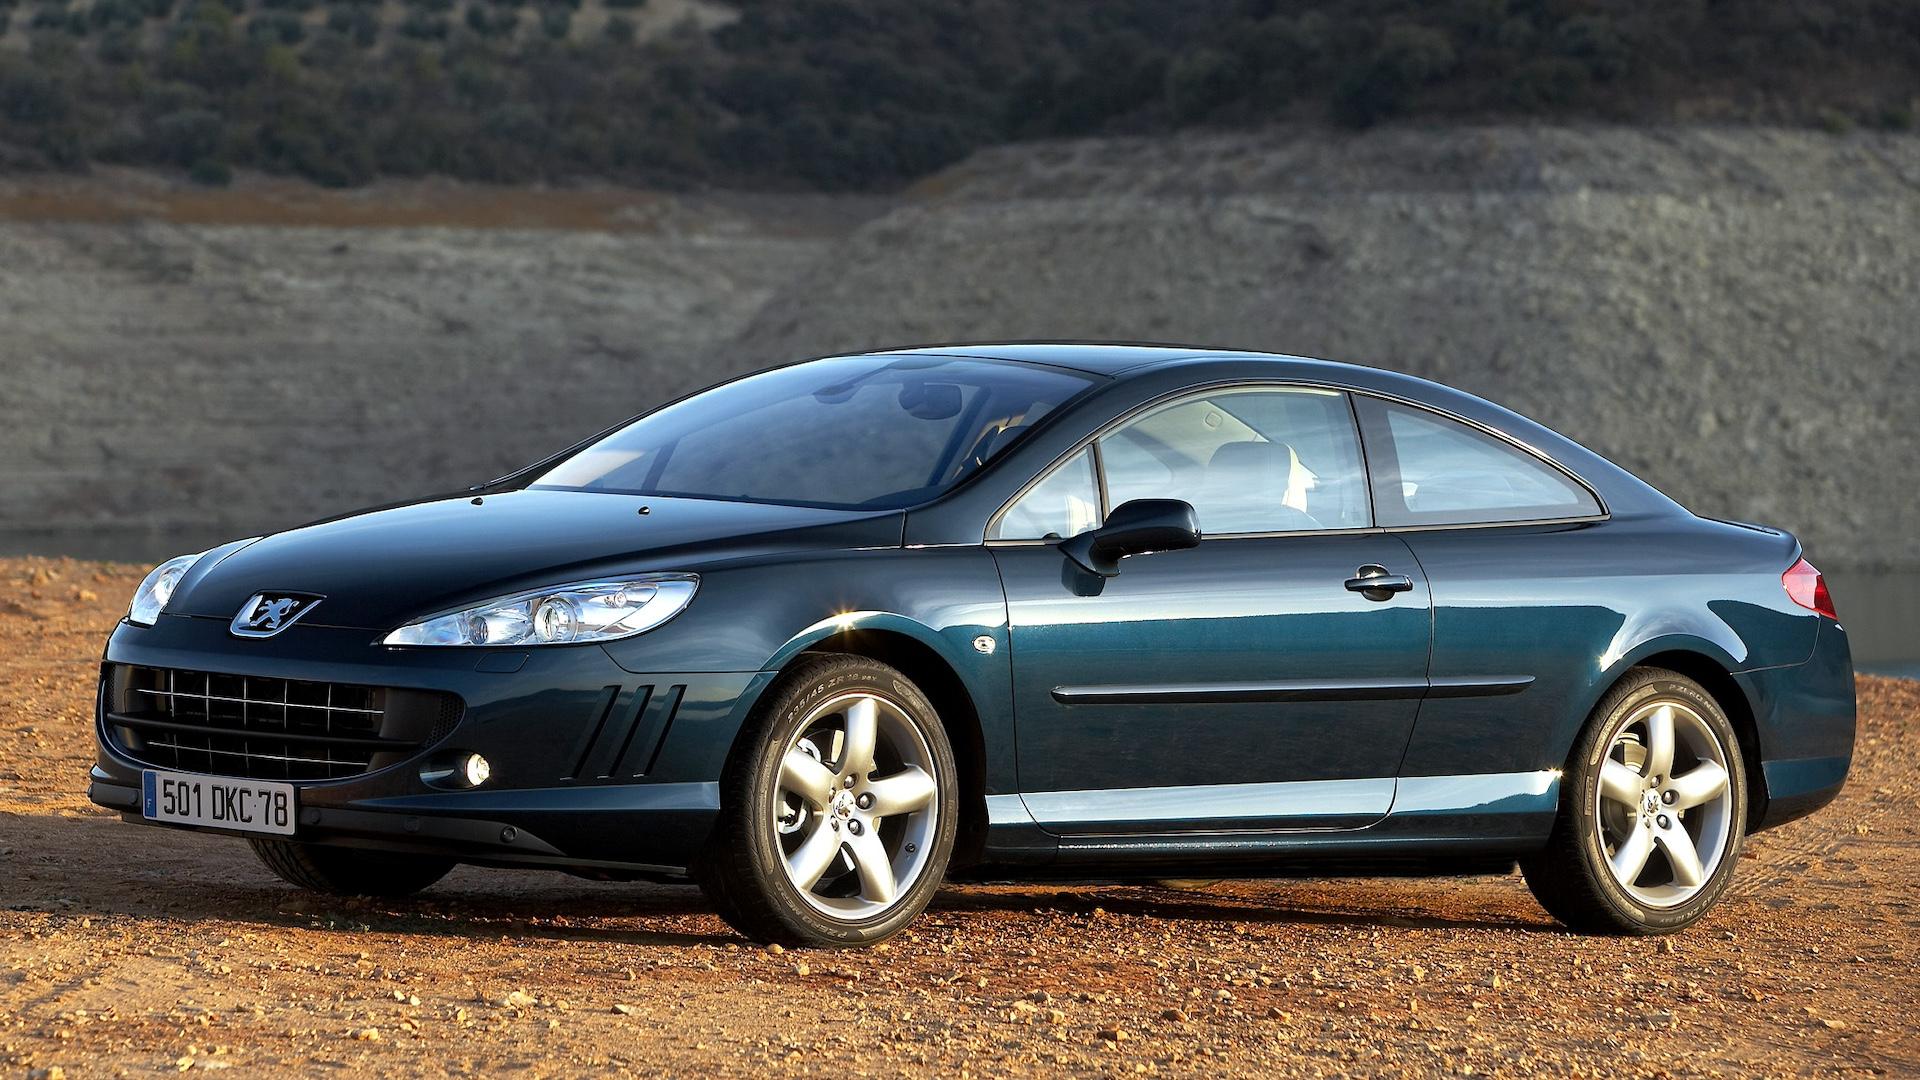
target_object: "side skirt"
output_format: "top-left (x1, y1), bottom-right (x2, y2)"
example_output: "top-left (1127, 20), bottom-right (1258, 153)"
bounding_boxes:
top-left (980, 770), bottom-right (1560, 871)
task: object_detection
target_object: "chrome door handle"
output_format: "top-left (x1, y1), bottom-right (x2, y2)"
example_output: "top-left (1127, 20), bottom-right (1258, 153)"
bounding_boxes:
top-left (1345, 565), bottom-right (1414, 600)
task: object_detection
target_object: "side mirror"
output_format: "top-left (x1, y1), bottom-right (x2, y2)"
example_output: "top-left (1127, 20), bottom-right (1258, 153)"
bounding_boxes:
top-left (1058, 499), bottom-right (1201, 577)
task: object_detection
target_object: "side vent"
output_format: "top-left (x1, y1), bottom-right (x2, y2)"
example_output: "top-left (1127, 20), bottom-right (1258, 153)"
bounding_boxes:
top-left (561, 684), bottom-right (685, 782)
top-left (563, 686), bottom-right (624, 782)
top-left (614, 684), bottom-right (683, 779)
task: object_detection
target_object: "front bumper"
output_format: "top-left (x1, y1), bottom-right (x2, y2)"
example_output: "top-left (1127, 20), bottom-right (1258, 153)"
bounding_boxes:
top-left (89, 613), bottom-right (775, 874)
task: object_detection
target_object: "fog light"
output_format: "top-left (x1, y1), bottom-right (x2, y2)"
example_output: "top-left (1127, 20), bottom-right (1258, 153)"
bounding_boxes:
top-left (462, 753), bottom-right (492, 787)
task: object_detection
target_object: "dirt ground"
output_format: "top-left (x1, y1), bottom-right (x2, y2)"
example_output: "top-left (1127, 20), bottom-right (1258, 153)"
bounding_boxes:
top-left (2, 555), bottom-right (1915, 1078)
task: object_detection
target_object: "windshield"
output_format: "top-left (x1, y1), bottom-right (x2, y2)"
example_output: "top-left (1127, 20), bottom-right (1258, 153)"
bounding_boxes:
top-left (531, 355), bottom-right (1096, 510)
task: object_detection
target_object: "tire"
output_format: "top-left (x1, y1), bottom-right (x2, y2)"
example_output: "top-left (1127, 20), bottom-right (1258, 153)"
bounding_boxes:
top-left (699, 654), bottom-right (958, 947)
top-left (1522, 668), bottom-right (1748, 934)
top-left (249, 838), bottom-right (455, 897)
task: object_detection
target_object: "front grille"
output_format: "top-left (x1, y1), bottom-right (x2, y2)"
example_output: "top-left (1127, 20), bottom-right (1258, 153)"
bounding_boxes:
top-left (102, 665), bottom-right (462, 782)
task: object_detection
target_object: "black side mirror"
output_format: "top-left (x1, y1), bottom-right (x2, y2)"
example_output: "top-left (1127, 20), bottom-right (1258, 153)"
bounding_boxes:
top-left (1058, 499), bottom-right (1201, 577)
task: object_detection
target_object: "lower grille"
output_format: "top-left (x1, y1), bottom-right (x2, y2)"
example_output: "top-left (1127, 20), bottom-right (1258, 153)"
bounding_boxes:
top-left (102, 665), bottom-right (462, 782)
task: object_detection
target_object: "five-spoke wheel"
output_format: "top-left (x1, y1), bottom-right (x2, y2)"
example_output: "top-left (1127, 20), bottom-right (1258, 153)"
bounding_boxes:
top-left (1594, 700), bottom-right (1734, 907)
top-left (1524, 668), bottom-right (1748, 934)
top-left (772, 692), bottom-right (941, 917)
top-left (700, 655), bottom-right (957, 947)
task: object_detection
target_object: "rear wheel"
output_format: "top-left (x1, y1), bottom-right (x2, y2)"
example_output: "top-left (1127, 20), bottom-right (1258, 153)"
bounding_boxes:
top-left (249, 838), bottom-right (454, 897)
top-left (699, 655), bottom-right (957, 947)
top-left (1522, 668), bottom-right (1746, 934)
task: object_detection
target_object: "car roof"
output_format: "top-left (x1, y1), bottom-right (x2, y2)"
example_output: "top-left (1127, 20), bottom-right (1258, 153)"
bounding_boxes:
top-left (869, 342), bottom-right (1302, 377)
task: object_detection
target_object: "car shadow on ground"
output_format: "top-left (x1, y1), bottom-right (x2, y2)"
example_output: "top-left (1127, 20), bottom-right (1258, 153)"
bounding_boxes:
top-left (11, 810), bottom-right (1553, 943)
top-left (931, 883), bottom-right (1559, 934)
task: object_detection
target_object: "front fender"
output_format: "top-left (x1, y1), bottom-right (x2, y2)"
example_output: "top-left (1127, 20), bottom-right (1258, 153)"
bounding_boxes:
top-left (610, 546), bottom-right (1013, 789)
top-left (763, 609), bottom-right (991, 677)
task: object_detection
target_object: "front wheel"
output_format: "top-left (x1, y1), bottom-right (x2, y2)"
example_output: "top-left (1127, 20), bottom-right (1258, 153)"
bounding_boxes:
top-left (1522, 668), bottom-right (1747, 934)
top-left (699, 655), bottom-right (958, 947)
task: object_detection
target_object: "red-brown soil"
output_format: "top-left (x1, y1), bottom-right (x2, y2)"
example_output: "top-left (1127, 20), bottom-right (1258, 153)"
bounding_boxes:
top-left (3, 557), bottom-right (1915, 1077)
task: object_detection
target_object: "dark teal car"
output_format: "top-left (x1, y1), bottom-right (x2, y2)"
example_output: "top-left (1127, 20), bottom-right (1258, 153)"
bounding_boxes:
top-left (88, 344), bottom-right (1855, 947)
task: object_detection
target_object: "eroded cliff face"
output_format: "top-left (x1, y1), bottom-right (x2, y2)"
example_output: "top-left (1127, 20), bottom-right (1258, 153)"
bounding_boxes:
top-left (4, 126), bottom-right (1916, 568)
top-left (0, 207), bottom-right (834, 553)
top-left (732, 127), bottom-right (1920, 570)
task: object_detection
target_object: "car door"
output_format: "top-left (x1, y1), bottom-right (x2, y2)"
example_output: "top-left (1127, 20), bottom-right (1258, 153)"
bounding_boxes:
top-left (1349, 395), bottom-right (1615, 786)
top-left (988, 385), bottom-right (1433, 835)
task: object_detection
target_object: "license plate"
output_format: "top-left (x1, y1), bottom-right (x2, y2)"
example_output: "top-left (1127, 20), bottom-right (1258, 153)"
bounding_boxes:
top-left (142, 770), bottom-right (297, 836)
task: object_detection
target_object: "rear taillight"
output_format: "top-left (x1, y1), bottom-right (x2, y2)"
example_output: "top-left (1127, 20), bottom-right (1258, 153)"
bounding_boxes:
top-left (1782, 557), bottom-right (1837, 620)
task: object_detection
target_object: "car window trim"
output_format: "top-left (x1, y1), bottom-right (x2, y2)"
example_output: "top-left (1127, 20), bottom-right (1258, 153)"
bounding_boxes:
top-left (986, 517), bottom-right (1610, 548)
top-left (1089, 439), bottom-right (1113, 521)
top-left (984, 378), bottom-right (1609, 544)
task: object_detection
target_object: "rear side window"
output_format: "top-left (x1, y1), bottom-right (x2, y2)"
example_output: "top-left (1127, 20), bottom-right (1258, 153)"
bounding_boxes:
top-left (1356, 397), bottom-right (1601, 527)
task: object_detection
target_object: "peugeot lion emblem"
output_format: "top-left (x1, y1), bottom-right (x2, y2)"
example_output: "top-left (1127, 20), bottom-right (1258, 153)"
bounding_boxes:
top-left (230, 593), bottom-right (325, 638)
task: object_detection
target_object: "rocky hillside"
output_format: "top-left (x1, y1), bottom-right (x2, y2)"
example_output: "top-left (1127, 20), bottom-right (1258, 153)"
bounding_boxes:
top-left (735, 126), bottom-right (1920, 570)
top-left (2, 125), bottom-right (1915, 571)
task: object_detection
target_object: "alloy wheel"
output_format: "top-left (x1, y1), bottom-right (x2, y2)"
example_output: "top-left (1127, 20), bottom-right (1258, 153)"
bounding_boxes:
top-left (1593, 699), bottom-right (1736, 908)
top-left (771, 691), bottom-right (940, 918)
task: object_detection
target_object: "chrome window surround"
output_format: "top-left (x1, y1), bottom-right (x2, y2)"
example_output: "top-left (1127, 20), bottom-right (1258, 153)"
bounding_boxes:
top-left (984, 379), bottom-right (1610, 545)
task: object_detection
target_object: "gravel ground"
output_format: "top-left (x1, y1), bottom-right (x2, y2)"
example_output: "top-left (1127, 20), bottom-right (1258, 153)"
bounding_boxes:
top-left (2, 556), bottom-right (1916, 1078)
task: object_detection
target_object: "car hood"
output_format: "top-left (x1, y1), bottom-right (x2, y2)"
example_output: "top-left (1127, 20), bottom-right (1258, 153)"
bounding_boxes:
top-left (170, 489), bottom-right (903, 630)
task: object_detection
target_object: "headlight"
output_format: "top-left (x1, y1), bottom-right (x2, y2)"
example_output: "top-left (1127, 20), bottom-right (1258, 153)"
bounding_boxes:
top-left (128, 551), bottom-right (209, 626)
top-left (382, 575), bottom-right (698, 647)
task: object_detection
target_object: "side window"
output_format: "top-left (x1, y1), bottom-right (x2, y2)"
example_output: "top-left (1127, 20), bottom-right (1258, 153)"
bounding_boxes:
top-left (1356, 398), bottom-right (1602, 526)
top-left (1100, 387), bottom-right (1371, 534)
top-left (990, 448), bottom-right (1100, 540)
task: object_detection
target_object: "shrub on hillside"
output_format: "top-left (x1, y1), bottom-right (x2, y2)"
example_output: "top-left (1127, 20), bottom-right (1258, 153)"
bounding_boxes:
top-left (148, 105), bottom-right (223, 163)
top-left (188, 155), bottom-right (232, 184)
top-left (98, 25), bottom-right (141, 61)
top-left (0, 59), bottom-right (73, 124)
top-left (0, 0), bottom-right (1916, 190)
top-left (1332, 22), bottom-right (1456, 127)
top-left (463, 3), bottom-right (515, 38)
top-left (88, 0), bottom-right (145, 30)
top-left (247, 10), bottom-right (305, 45)
top-left (1165, 46), bottom-right (1248, 122)
top-left (325, 6), bottom-right (377, 47)
top-left (398, 10), bottom-right (449, 40)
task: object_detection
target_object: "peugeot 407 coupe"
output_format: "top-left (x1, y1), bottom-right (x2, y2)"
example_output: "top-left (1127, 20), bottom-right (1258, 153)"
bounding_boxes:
top-left (88, 344), bottom-right (1855, 947)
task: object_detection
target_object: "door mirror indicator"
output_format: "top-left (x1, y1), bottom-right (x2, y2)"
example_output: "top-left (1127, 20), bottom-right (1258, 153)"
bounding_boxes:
top-left (1058, 499), bottom-right (1201, 577)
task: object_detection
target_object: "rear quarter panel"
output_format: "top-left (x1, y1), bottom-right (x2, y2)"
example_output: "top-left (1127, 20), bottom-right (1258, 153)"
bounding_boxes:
top-left (1395, 513), bottom-right (1817, 780)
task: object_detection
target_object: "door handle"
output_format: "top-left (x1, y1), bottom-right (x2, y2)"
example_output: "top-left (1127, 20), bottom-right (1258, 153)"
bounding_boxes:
top-left (1345, 565), bottom-right (1414, 600)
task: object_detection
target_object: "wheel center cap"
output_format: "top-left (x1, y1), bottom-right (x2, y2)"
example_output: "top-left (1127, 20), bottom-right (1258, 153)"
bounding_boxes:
top-left (1643, 791), bottom-right (1661, 815)
top-left (832, 791), bottom-right (855, 818)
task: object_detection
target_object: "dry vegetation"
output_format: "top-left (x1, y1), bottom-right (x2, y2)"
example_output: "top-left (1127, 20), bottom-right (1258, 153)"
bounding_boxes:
top-left (2, 0), bottom-right (1915, 189)
top-left (1, 555), bottom-right (1916, 1077)
top-left (0, 172), bottom-right (682, 229)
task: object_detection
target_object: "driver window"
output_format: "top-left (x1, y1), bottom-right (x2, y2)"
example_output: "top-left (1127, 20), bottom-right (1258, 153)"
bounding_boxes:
top-left (1100, 387), bottom-right (1371, 534)
top-left (990, 448), bottom-right (1100, 541)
